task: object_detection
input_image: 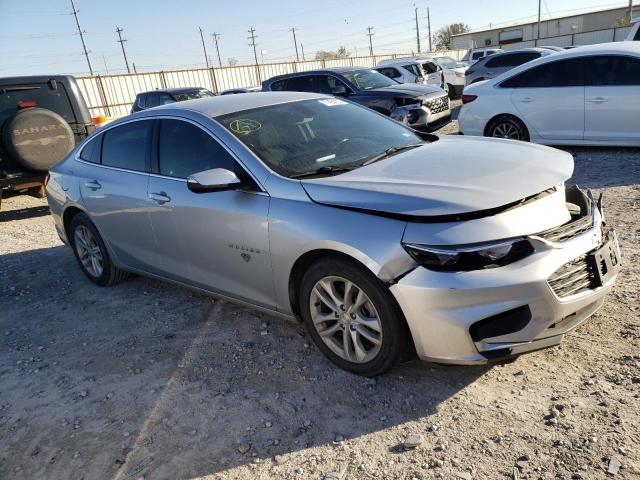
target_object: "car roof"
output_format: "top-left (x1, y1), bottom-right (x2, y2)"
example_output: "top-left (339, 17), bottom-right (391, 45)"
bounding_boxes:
top-left (149, 91), bottom-right (325, 117)
top-left (377, 58), bottom-right (425, 66)
top-left (0, 75), bottom-right (77, 85)
top-left (136, 87), bottom-right (209, 96)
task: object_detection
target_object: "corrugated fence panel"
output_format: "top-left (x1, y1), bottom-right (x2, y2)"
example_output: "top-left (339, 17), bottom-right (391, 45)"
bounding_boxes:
top-left (575, 29), bottom-right (617, 45)
top-left (614, 26), bottom-right (631, 41)
top-left (214, 65), bottom-right (260, 91)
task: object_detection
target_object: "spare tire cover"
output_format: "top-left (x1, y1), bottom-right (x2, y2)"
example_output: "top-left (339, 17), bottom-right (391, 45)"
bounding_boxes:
top-left (2, 107), bottom-right (75, 171)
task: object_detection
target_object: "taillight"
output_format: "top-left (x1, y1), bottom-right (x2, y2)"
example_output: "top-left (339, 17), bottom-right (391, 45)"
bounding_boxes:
top-left (44, 173), bottom-right (50, 187)
top-left (18, 100), bottom-right (37, 109)
top-left (461, 95), bottom-right (478, 104)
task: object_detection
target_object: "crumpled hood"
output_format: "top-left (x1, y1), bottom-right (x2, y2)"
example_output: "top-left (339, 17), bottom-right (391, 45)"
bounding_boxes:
top-left (373, 83), bottom-right (444, 97)
top-left (301, 136), bottom-right (573, 218)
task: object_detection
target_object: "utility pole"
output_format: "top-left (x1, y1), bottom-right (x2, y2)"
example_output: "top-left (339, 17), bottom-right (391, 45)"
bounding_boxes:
top-left (301, 43), bottom-right (306, 61)
top-left (199, 27), bottom-right (210, 68)
top-left (427, 7), bottom-right (432, 52)
top-left (290, 27), bottom-right (300, 61)
top-left (414, 5), bottom-right (421, 53)
top-left (132, 62), bottom-right (137, 73)
top-left (210, 32), bottom-right (222, 67)
top-left (366, 26), bottom-right (374, 56)
top-left (248, 27), bottom-right (259, 65)
top-left (69, 0), bottom-right (93, 75)
top-left (115, 27), bottom-right (131, 73)
top-left (629, 0), bottom-right (634, 23)
top-left (536, 0), bottom-right (542, 45)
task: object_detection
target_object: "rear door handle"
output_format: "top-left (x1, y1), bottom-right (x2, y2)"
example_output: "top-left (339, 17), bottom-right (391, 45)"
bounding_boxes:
top-left (84, 180), bottom-right (101, 190)
top-left (149, 192), bottom-right (171, 204)
top-left (520, 97), bottom-right (535, 103)
top-left (589, 97), bottom-right (609, 104)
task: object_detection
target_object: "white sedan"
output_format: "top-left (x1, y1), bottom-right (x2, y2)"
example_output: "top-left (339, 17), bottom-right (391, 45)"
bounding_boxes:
top-left (458, 42), bottom-right (640, 146)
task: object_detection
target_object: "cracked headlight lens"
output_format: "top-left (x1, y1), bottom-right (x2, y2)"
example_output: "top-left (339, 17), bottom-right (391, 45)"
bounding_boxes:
top-left (402, 239), bottom-right (534, 272)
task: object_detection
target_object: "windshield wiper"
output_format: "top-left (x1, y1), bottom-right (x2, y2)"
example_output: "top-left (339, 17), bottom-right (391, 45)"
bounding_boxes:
top-left (360, 142), bottom-right (424, 166)
top-left (289, 165), bottom-right (355, 179)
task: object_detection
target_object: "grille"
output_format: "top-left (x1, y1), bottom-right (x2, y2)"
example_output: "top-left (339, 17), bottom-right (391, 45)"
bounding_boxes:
top-left (537, 214), bottom-right (593, 243)
top-left (425, 95), bottom-right (449, 114)
top-left (548, 255), bottom-right (597, 298)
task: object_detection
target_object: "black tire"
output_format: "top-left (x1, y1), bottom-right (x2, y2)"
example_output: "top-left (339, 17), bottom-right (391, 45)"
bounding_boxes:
top-left (69, 212), bottom-right (129, 286)
top-left (299, 257), bottom-right (410, 376)
top-left (447, 83), bottom-right (456, 99)
top-left (486, 115), bottom-right (530, 142)
top-left (1, 108), bottom-right (75, 171)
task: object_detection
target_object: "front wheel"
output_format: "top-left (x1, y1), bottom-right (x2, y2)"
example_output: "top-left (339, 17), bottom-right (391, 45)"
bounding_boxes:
top-left (299, 258), bottom-right (409, 376)
top-left (486, 116), bottom-right (530, 142)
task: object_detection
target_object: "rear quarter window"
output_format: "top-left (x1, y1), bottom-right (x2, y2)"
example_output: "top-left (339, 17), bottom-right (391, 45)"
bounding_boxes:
top-left (0, 83), bottom-right (76, 123)
top-left (79, 134), bottom-right (102, 163)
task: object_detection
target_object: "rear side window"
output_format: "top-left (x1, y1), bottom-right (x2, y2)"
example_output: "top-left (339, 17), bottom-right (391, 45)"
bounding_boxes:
top-left (377, 67), bottom-right (400, 79)
top-left (158, 119), bottom-right (236, 178)
top-left (486, 52), bottom-right (540, 68)
top-left (158, 93), bottom-right (174, 105)
top-left (501, 58), bottom-right (584, 88)
top-left (145, 93), bottom-right (160, 108)
top-left (0, 82), bottom-right (76, 123)
top-left (284, 76), bottom-right (316, 92)
top-left (586, 55), bottom-right (640, 86)
top-left (79, 135), bottom-right (101, 163)
top-left (402, 64), bottom-right (421, 77)
top-left (269, 80), bottom-right (287, 91)
top-left (101, 120), bottom-right (152, 171)
top-left (422, 62), bottom-right (438, 74)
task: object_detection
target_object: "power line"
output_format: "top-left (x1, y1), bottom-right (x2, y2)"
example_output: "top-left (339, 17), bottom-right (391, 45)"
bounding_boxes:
top-left (211, 32), bottom-right (222, 67)
top-left (199, 27), bottom-right (210, 68)
top-left (115, 26), bottom-right (131, 73)
top-left (366, 26), bottom-right (375, 56)
top-left (290, 27), bottom-right (300, 61)
top-left (414, 5), bottom-right (421, 53)
top-left (69, 0), bottom-right (93, 75)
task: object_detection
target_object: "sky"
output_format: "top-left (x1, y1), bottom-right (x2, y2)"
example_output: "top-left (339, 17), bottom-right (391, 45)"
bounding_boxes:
top-left (0, 0), bottom-right (634, 76)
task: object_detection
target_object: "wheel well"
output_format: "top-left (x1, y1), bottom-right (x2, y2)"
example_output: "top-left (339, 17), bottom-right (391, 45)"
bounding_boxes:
top-left (483, 113), bottom-right (527, 137)
top-left (287, 249), bottom-right (417, 360)
top-left (62, 206), bottom-right (83, 240)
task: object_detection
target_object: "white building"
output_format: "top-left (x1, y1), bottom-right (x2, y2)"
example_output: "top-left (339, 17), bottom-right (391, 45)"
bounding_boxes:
top-left (451, 4), bottom-right (639, 50)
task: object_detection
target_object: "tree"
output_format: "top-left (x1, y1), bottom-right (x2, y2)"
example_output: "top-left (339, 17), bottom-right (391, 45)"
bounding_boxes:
top-left (616, 15), bottom-right (631, 27)
top-left (433, 23), bottom-right (470, 50)
top-left (315, 46), bottom-right (351, 60)
top-left (228, 57), bottom-right (238, 66)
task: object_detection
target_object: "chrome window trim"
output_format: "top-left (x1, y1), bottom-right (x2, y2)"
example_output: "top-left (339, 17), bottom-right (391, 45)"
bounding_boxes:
top-left (74, 114), bottom-right (267, 194)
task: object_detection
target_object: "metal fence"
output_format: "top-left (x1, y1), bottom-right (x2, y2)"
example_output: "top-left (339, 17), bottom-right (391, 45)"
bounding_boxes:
top-left (76, 50), bottom-right (466, 117)
top-left (499, 26), bottom-right (631, 50)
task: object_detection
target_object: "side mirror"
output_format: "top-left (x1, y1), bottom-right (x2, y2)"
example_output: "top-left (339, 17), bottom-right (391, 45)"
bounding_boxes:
top-left (331, 85), bottom-right (348, 96)
top-left (187, 168), bottom-right (241, 193)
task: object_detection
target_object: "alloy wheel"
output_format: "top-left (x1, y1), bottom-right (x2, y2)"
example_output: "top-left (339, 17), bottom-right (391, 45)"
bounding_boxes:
top-left (74, 225), bottom-right (103, 277)
top-left (309, 276), bottom-right (383, 363)
top-left (492, 121), bottom-right (522, 140)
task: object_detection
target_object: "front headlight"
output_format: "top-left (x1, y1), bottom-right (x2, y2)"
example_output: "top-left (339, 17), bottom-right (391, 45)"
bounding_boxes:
top-left (402, 239), bottom-right (534, 272)
top-left (455, 71), bottom-right (465, 78)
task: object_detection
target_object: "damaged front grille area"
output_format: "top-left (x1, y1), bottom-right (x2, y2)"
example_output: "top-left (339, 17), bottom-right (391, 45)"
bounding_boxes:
top-left (548, 255), bottom-right (597, 298)
top-left (537, 213), bottom-right (593, 243)
top-left (425, 95), bottom-right (449, 114)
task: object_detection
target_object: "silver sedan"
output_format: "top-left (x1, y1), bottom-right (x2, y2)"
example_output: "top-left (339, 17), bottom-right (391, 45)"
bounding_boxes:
top-left (46, 92), bottom-right (620, 376)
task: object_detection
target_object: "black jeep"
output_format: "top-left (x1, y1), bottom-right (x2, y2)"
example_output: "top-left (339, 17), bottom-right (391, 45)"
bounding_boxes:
top-left (0, 75), bottom-right (95, 207)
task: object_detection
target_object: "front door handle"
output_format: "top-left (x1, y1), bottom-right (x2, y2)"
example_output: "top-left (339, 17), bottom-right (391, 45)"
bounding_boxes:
top-left (84, 180), bottom-right (101, 190)
top-left (149, 191), bottom-right (171, 204)
top-left (589, 97), bottom-right (609, 104)
top-left (520, 97), bottom-right (535, 103)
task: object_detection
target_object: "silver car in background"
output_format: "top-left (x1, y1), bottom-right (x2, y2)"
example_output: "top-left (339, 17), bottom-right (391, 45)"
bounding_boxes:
top-left (46, 92), bottom-right (620, 376)
top-left (465, 48), bottom-right (554, 85)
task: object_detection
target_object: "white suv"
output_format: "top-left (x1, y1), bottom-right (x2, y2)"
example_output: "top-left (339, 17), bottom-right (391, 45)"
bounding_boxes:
top-left (375, 59), bottom-right (426, 85)
top-left (461, 48), bottom-right (504, 64)
top-left (432, 55), bottom-right (467, 98)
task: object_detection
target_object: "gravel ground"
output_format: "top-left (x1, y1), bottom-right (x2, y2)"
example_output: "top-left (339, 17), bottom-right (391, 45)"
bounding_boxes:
top-left (1, 121), bottom-right (639, 479)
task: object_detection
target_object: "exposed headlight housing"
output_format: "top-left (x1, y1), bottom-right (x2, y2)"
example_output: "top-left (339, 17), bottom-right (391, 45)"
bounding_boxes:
top-left (455, 71), bottom-right (466, 78)
top-left (395, 97), bottom-right (422, 107)
top-left (402, 239), bottom-right (534, 272)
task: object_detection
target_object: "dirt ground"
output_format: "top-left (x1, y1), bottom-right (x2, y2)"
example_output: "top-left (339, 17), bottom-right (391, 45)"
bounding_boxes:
top-left (1, 118), bottom-right (639, 479)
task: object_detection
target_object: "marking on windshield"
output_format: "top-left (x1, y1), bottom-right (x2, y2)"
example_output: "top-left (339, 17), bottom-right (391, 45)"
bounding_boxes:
top-left (229, 119), bottom-right (262, 135)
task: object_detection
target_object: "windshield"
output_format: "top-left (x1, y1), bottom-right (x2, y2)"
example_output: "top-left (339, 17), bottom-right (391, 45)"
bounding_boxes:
top-left (216, 99), bottom-right (423, 178)
top-left (172, 89), bottom-right (214, 101)
top-left (340, 70), bottom-right (397, 90)
top-left (434, 56), bottom-right (457, 69)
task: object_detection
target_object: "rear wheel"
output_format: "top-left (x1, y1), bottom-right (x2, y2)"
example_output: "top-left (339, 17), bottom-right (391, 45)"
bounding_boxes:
top-left (299, 258), bottom-right (409, 376)
top-left (69, 212), bottom-right (129, 286)
top-left (486, 116), bottom-right (530, 142)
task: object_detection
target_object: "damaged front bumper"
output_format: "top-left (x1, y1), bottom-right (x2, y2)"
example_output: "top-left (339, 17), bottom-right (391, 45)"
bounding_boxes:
top-left (390, 188), bottom-right (621, 364)
top-left (390, 95), bottom-right (451, 129)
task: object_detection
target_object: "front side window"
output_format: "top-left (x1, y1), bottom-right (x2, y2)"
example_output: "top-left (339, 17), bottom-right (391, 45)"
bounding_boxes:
top-left (270, 80), bottom-right (287, 91)
top-left (586, 55), bottom-right (640, 86)
top-left (145, 93), bottom-right (160, 108)
top-left (422, 62), bottom-right (438, 74)
top-left (402, 64), bottom-right (420, 77)
top-left (377, 67), bottom-right (400, 79)
top-left (171, 89), bottom-right (214, 101)
top-left (101, 120), bottom-right (152, 171)
top-left (158, 93), bottom-right (175, 105)
top-left (340, 70), bottom-right (397, 90)
top-left (500, 58), bottom-right (584, 88)
top-left (216, 99), bottom-right (422, 178)
top-left (158, 119), bottom-right (236, 178)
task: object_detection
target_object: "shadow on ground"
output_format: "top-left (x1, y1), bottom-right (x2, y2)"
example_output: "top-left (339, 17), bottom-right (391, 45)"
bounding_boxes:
top-left (0, 205), bottom-right (50, 222)
top-left (0, 246), bottom-right (489, 479)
